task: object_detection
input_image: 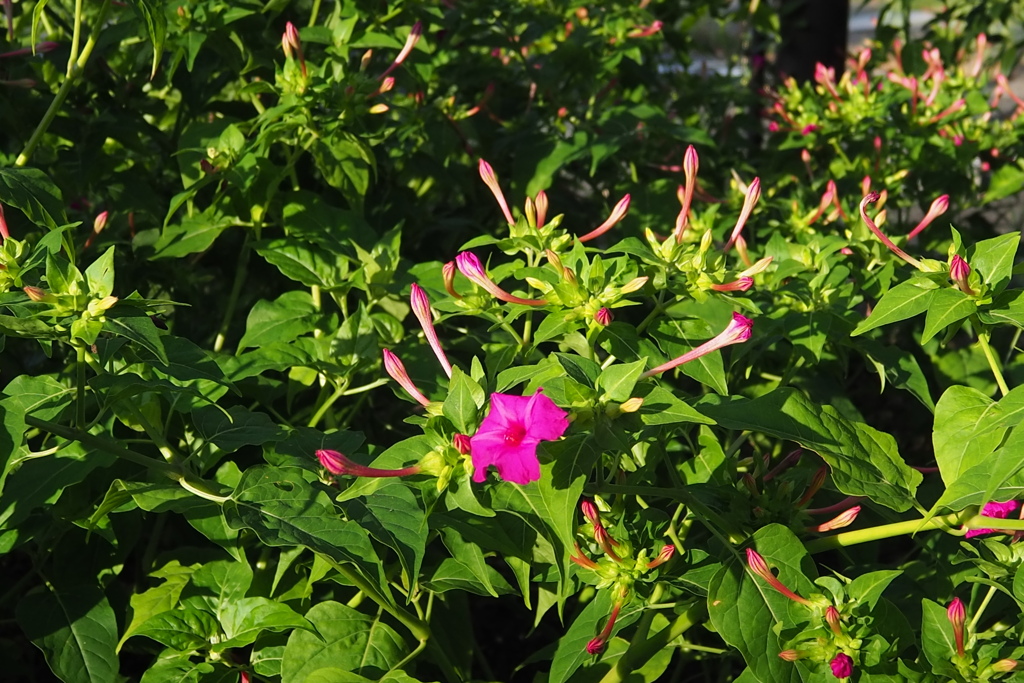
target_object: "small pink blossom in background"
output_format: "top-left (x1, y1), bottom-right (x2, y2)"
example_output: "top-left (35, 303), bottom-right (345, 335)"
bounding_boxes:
top-left (767, 121), bottom-right (780, 133)
top-left (965, 500), bottom-right (1019, 537)
top-left (470, 390), bottom-right (569, 485)
top-left (800, 124), bottom-right (818, 135)
top-left (830, 653), bottom-right (853, 678)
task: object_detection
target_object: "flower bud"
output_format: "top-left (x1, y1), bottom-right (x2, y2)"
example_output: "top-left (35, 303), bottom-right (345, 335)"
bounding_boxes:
top-left (382, 349), bottom-right (431, 406)
top-left (23, 286), bottom-right (51, 302)
top-left (317, 449), bottom-right (420, 478)
top-left (825, 606), bottom-right (842, 635)
top-left (579, 194), bottom-right (631, 243)
top-left (442, 261), bottom-right (460, 298)
top-left (830, 653), bottom-right (853, 679)
top-left (619, 276), bottom-right (648, 294)
top-left (619, 397), bottom-right (643, 413)
top-left (478, 159), bottom-right (515, 226)
top-left (949, 254), bottom-right (974, 295)
top-left (535, 191), bottom-right (548, 229)
top-left (992, 659), bottom-right (1017, 673)
top-left (453, 433), bottom-right (471, 455)
top-left (595, 308), bottom-right (613, 326)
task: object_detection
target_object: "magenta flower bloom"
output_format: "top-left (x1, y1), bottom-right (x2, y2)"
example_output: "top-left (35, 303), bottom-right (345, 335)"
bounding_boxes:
top-left (470, 390), bottom-right (569, 485)
top-left (965, 500), bottom-right (1019, 538)
top-left (830, 653), bottom-right (853, 679)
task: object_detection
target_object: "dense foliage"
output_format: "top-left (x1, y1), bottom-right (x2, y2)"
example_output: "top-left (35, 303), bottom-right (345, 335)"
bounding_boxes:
top-left (4, 1), bottom-right (1024, 682)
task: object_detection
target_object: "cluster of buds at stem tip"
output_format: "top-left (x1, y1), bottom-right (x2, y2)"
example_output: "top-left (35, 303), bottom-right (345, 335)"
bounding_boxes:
top-left (860, 194), bottom-right (923, 269)
top-left (410, 283), bottom-right (453, 378)
top-left (745, 548), bottom-right (812, 606)
top-left (641, 312), bottom-right (753, 378)
top-left (723, 177), bottom-right (761, 252)
top-left (578, 194), bottom-right (630, 243)
top-left (379, 21), bottom-right (422, 81)
top-left (673, 145), bottom-right (699, 240)
top-left (907, 194), bottom-right (950, 240)
top-left (317, 449), bottom-right (420, 478)
top-left (455, 252), bottom-right (546, 305)
top-left (948, 597), bottom-right (966, 657)
top-left (478, 159), bottom-right (516, 226)
top-left (581, 499), bottom-right (622, 562)
top-left (282, 22), bottom-right (307, 78)
top-left (382, 349), bottom-right (431, 407)
top-left (949, 255), bottom-right (975, 295)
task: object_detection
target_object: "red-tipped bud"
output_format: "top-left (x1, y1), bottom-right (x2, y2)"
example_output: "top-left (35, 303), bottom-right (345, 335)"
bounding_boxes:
top-left (570, 543), bottom-right (600, 570)
top-left (0, 202), bottom-right (8, 240)
top-left (595, 307), bottom-right (613, 326)
top-left (830, 653), bottom-right (853, 679)
top-left (455, 252), bottom-right (546, 305)
top-left (992, 659), bottom-right (1017, 673)
top-left (579, 194), bottom-right (630, 243)
top-left (948, 597), bottom-right (966, 657)
top-left (478, 159), bottom-right (516, 226)
top-left (410, 283), bottom-right (453, 378)
top-left (282, 22), bottom-right (306, 77)
top-left (453, 433), bottom-right (471, 454)
top-left (724, 177), bottom-right (761, 251)
top-left (317, 449), bottom-right (420, 478)
top-left (23, 286), bottom-right (51, 302)
top-left (535, 190), bottom-right (548, 229)
top-left (382, 349), bottom-right (431, 406)
top-left (949, 254), bottom-right (974, 295)
top-left (826, 606), bottom-right (842, 634)
top-left (811, 506), bottom-right (861, 532)
top-left (745, 548), bottom-right (812, 605)
top-left (797, 465), bottom-right (829, 507)
top-left (581, 499), bottom-right (600, 525)
top-left (928, 98), bottom-right (966, 124)
top-left (585, 602), bottom-right (622, 655)
top-left (379, 21), bottom-right (422, 80)
top-left (779, 650), bottom-right (804, 662)
top-left (710, 277), bottom-right (753, 293)
top-left (442, 261), bottom-right (460, 298)
top-left (908, 194), bottom-right (950, 239)
top-left (860, 194), bottom-right (922, 269)
top-left (642, 313), bottom-right (753, 378)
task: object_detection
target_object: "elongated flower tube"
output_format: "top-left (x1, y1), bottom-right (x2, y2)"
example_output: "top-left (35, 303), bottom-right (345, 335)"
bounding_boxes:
top-left (586, 602), bottom-right (622, 655)
top-left (535, 190), bottom-right (548, 229)
top-left (478, 159), bottom-right (516, 226)
top-left (442, 261), bottom-right (460, 298)
top-left (810, 506), bottom-right (861, 533)
top-left (578, 194), bottom-right (630, 243)
top-left (382, 349), bottom-right (430, 406)
top-left (724, 177), bottom-right (761, 252)
top-left (745, 548), bottom-right (812, 606)
top-left (642, 313), bottom-right (753, 378)
top-left (570, 543), bottom-right (599, 570)
top-left (807, 184), bottom-right (835, 225)
top-left (797, 465), bottom-right (829, 507)
top-left (907, 194), bottom-right (950, 239)
top-left (455, 252), bottom-right (546, 305)
top-left (970, 33), bottom-right (987, 79)
top-left (646, 545), bottom-right (675, 569)
top-left (673, 145), bottom-right (699, 239)
top-left (860, 194), bottom-right (923, 269)
top-left (928, 98), bottom-right (965, 124)
top-left (318, 449), bottom-right (420, 478)
top-left (948, 597), bottom-right (966, 657)
top-left (710, 277), bottom-right (753, 293)
top-left (830, 653), bottom-right (853, 679)
top-left (379, 21), bottom-right (422, 80)
top-left (0, 202), bottom-right (8, 240)
top-left (410, 284), bottom-right (452, 378)
top-left (84, 210), bottom-right (109, 249)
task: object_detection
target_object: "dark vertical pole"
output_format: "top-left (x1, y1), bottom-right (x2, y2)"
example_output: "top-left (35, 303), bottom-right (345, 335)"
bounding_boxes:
top-left (776, 0), bottom-right (850, 83)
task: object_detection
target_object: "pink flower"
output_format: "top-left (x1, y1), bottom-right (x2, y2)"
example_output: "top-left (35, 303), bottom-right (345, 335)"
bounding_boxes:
top-left (578, 194), bottom-right (631, 243)
top-left (965, 500), bottom-right (1019, 538)
top-left (410, 284), bottom-right (452, 378)
top-left (830, 653), bottom-right (853, 678)
top-left (469, 390), bottom-right (569, 485)
top-left (455, 252), bottom-right (546, 305)
top-left (642, 313), bottom-right (753, 378)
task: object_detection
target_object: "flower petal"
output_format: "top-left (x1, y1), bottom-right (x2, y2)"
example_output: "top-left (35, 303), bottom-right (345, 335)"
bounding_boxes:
top-left (491, 438), bottom-right (542, 485)
top-left (524, 390), bottom-right (570, 441)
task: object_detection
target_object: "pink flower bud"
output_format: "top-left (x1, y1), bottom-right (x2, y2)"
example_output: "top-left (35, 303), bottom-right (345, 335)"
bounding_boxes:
top-left (581, 499), bottom-right (601, 525)
top-left (570, 542), bottom-right (599, 570)
top-left (455, 251), bottom-right (546, 305)
top-left (453, 433), bottom-right (471, 454)
top-left (535, 190), bottom-right (548, 229)
top-left (627, 20), bottom-right (663, 38)
top-left (811, 506), bottom-right (861, 532)
top-left (23, 286), bottom-right (51, 302)
top-left (778, 650), bottom-right (803, 662)
top-left (908, 194), bottom-right (950, 239)
top-left (724, 177), bottom-right (760, 252)
top-left (380, 21), bottom-right (422, 80)
top-left (442, 261), bottom-right (460, 298)
top-left (928, 98), bottom-right (965, 124)
top-left (673, 146), bottom-right (699, 239)
top-left (585, 602), bottom-right (622, 655)
top-left (710, 277), bottom-right (753, 293)
top-left (825, 606), bottom-right (842, 635)
top-left (860, 194), bottom-right (922, 269)
top-left (317, 449), bottom-right (420, 478)
top-left (382, 349), bottom-right (431, 406)
top-left (948, 597), bottom-right (966, 657)
top-left (642, 313), bottom-right (753, 378)
top-left (594, 307), bottom-right (613, 326)
top-left (993, 659), bottom-right (1017, 673)
top-left (579, 194), bottom-right (630, 243)
top-left (410, 283), bottom-right (452, 378)
top-left (646, 544), bottom-right (675, 569)
top-left (745, 548), bottom-right (811, 606)
top-left (0, 202), bottom-right (8, 240)
top-left (830, 653), bottom-right (853, 678)
top-left (282, 22), bottom-right (306, 78)
top-left (949, 254), bottom-right (975, 295)
top-left (478, 159), bottom-right (516, 226)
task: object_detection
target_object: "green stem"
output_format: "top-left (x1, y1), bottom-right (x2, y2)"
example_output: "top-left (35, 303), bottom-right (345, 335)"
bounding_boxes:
top-left (308, 384), bottom-right (345, 428)
top-left (968, 585), bottom-right (997, 633)
top-left (67, 0), bottom-right (84, 78)
top-left (216, 232), bottom-right (253, 353)
top-left (309, 0), bottom-right (323, 25)
top-left (16, 0), bottom-right (111, 166)
top-left (598, 600), bottom-right (706, 683)
top-left (977, 328), bottom-right (1010, 397)
top-left (75, 345), bottom-right (86, 429)
top-left (320, 556), bottom-right (430, 641)
top-left (805, 512), bottom-right (968, 553)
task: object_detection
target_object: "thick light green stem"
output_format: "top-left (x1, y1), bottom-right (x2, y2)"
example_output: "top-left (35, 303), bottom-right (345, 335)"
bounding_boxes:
top-left (67, 0), bottom-right (84, 77)
top-left (16, 0), bottom-right (112, 166)
top-left (977, 329), bottom-right (1010, 397)
top-left (805, 512), bottom-right (969, 553)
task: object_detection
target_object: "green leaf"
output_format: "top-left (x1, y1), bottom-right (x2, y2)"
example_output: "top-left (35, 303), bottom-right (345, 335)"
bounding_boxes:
top-left (119, 560), bottom-right (198, 650)
top-left (346, 481), bottom-right (426, 584)
top-left (0, 167), bottom-right (66, 229)
top-left (226, 466), bottom-right (386, 591)
top-left (847, 570), bottom-right (902, 611)
top-left (984, 162), bottom-right (1024, 202)
top-left (130, 606), bottom-right (221, 651)
top-left (16, 581), bottom-right (119, 683)
top-left (554, 353), bottom-right (601, 388)
top-left (255, 238), bottom-right (348, 290)
top-left (220, 598), bottom-right (315, 649)
top-left (930, 426), bottom-right (1024, 512)
top-left (970, 232), bottom-right (1020, 295)
top-left (548, 590), bottom-right (642, 683)
top-left (442, 367), bottom-right (484, 434)
top-left (104, 312), bottom-right (168, 363)
top-left (920, 598), bottom-right (959, 677)
top-left (707, 525), bottom-right (812, 683)
top-left (84, 246), bottom-right (116, 299)
top-left (637, 385), bottom-right (715, 426)
top-left (852, 280), bottom-right (937, 336)
top-left (125, 0), bottom-right (167, 79)
top-left (596, 359), bottom-right (646, 402)
top-left (238, 291), bottom-right (319, 350)
top-left (149, 213), bottom-right (233, 259)
top-left (281, 601), bottom-right (406, 682)
top-left (933, 386), bottom-right (1003, 486)
top-left (921, 288), bottom-right (975, 344)
top-left (697, 389), bottom-right (921, 511)
top-left (192, 405), bottom-right (283, 452)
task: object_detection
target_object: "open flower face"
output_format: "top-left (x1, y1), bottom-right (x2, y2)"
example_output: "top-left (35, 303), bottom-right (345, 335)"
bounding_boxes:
top-left (469, 390), bottom-right (569, 485)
